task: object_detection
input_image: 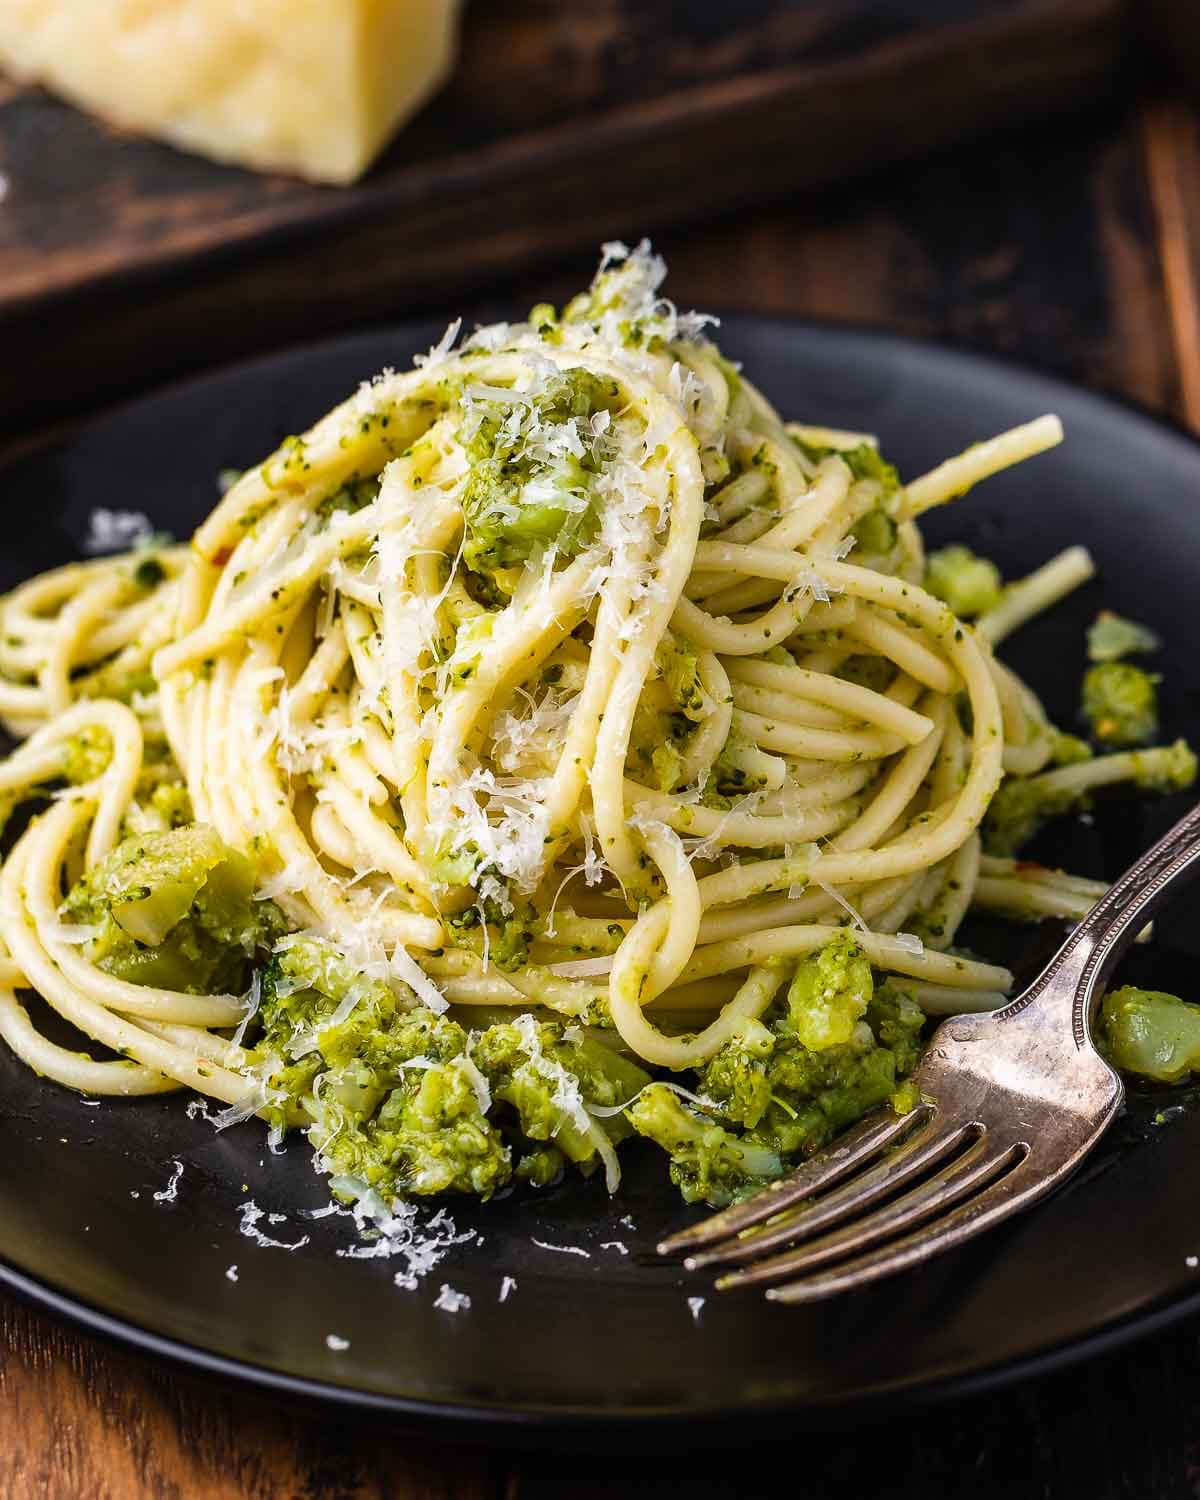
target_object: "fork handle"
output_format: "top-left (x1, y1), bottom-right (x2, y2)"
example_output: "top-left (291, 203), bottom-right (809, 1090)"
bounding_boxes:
top-left (998, 799), bottom-right (1200, 1046)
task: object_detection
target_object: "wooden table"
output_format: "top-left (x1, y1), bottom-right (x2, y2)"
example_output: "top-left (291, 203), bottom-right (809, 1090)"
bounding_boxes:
top-left (6, 95), bottom-right (1200, 1500)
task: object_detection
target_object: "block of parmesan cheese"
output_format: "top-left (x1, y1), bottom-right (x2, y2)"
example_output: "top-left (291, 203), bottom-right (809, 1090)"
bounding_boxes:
top-left (0, 0), bottom-right (461, 184)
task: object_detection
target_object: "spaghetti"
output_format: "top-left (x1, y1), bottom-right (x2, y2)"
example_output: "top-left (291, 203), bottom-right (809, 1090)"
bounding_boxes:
top-left (0, 243), bottom-right (1191, 1207)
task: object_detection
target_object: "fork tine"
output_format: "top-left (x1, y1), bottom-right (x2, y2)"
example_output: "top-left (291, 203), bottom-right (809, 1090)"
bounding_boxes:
top-left (656, 1103), bottom-right (934, 1258)
top-left (714, 1135), bottom-right (1017, 1290)
top-left (685, 1113), bottom-right (971, 1271)
top-left (764, 1148), bottom-right (1040, 1304)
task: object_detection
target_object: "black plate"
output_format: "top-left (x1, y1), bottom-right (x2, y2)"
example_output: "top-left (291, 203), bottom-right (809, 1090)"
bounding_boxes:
top-left (3, 318), bottom-right (1200, 1438)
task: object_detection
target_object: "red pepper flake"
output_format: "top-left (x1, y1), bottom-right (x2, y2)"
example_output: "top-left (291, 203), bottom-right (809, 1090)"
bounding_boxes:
top-left (210, 546), bottom-right (233, 567)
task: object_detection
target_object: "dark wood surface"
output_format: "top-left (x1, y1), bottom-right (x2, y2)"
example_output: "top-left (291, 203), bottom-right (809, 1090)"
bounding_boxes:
top-left (7, 83), bottom-right (1200, 1500)
top-left (0, 0), bottom-right (1129, 436)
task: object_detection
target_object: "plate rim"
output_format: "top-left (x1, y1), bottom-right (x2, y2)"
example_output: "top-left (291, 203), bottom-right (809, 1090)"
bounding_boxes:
top-left (4, 312), bottom-right (1200, 1430)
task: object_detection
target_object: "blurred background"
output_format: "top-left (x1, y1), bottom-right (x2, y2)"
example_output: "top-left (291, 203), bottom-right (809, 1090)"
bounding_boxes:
top-left (2, 0), bottom-right (1199, 448)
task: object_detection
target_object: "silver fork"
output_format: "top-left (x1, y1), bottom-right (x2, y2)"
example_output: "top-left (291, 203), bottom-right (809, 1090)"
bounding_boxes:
top-left (657, 800), bottom-right (1200, 1303)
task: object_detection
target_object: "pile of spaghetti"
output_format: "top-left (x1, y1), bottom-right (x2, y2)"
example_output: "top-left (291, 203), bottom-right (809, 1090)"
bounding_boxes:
top-left (0, 244), bottom-right (1192, 1208)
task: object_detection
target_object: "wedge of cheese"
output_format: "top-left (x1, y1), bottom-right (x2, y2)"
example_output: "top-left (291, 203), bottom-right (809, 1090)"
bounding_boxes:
top-left (0, 0), bottom-right (461, 184)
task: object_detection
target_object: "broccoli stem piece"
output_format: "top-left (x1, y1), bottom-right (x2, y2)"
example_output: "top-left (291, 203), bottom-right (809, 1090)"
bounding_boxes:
top-left (983, 740), bottom-right (1196, 856)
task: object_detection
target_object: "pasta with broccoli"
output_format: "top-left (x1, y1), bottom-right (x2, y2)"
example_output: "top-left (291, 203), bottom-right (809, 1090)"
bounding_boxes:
top-left (0, 242), bottom-right (1194, 1212)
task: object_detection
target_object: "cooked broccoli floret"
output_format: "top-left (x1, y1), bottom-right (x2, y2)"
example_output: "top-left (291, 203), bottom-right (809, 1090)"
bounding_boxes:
top-left (321, 1055), bottom-right (512, 1200)
top-left (983, 775), bottom-right (1083, 857)
top-left (1099, 986), bottom-right (1200, 1084)
top-left (783, 931), bottom-right (873, 1051)
top-left (750, 981), bottom-right (925, 1159)
top-left (625, 1084), bottom-right (782, 1207)
top-left (1082, 661), bottom-right (1159, 747)
top-left (1087, 611), bottom-right (1160, 663)
top-left (63, 825), bottom-right (282, 993)
top-left (459, 369), bottom-right (615, 575)
top-left (697, 1017), bottom-right (774, 1128)
top-left (924, 544), bottom-right (1004, 618)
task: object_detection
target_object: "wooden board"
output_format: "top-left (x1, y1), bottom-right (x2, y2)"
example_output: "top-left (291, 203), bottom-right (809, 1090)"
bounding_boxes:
top-left (0, 0), bottom-right (1127, 434)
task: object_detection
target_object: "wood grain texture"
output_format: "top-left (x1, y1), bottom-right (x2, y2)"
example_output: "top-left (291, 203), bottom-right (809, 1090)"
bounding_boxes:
top-left (0, 0), bottom-right (1129, 436)
top-left (0, 1299), bottom-right (509, 1500)
top-left (6, 83), bottom-right (1200, 1500)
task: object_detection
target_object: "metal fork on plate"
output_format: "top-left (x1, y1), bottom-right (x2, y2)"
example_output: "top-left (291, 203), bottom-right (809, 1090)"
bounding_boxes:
top-left (657, 801), bottom-right (1200, 1303)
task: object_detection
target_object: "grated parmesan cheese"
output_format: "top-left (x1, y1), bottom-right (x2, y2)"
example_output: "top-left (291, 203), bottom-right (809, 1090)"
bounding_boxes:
top-left (153, 1160), bottom-right (184, 1203)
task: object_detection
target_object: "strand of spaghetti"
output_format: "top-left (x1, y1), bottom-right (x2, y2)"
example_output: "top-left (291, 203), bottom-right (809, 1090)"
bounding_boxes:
top-left (721, 657), bottom-right (935, 742)
top-left (674, 652), bottom-right (734, 786)
top-left (977, 545), bottom-right (1095, 645)
top-left (155, 506), bottom-right (381, 680)
top-left (621, 781), bottom-right (856, 848)
top-left (840, 607), bottom-right (959, 694)
top-left (424, 552), bottom-right (596, 857)
top-left (589, 423), bottom-right (705, 892)
top-left (39, 572), bottom-right (127, 717)
top-left (903, 415), bottom-right (1063, 516)
top-left (972, 876), bottom-right (1103, 923)
top-left (989, 654), bottom-right (1055, 777)
top-left (679, 925), bottom-right (1011, 991)
top-left (0, 987), bottom-right (178, 1095)
top-left (829, 697), bottom-right (947, 853)
top-left (691, 457), bottom-right (849, 605)
top-left (727, 680), bottom-right (852, 732)
top-left (901, 983), bottom-right (1006, 1015)
top-left (537, 524), bottom-right (653, 851)
top-left (917, 832), bottom-right (981, 951)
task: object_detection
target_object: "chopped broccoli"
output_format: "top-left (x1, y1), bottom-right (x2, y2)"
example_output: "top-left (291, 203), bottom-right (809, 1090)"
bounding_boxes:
top-left (697, 1017), bottom-right (774, 1128)
top-left (472, 1018), bottom-right (649, 1169)
top-left (1050, 732), bottom-right (1093, 767)
top-left (651, 742), bottom-right (684, 792)
top-left (517, 1145), bottom-right (566, 1186)
top-left (656, 633), bottom-right (706, 721)
top-left (459, 369), bottom-right (615, 575)
top-left (850, 506), bottom-right (898, 557)
top-left (783, 930), bottom-right (873, 1051)
top-left (983, 775), bottom-right (1081, 856)
top-left (1082, 661), bottom-right (1159, 747)
top-left (792, 438), bottom-right (901, 500)
top-left (256, 942), bottom-right (512, 1199)
top-left (62, 727), bottom-right (112, 783)
top-left (1087, 611), bottom-right (1160, 663)
top-left (666, 954), bottom-right (926, 1203)
top-left (257, 948), bottom-right (652, 1202)
top-left (1099, 987), bottom-right (1200, 1084)
top-left (625, 1084), bottom-right (782, 1207)
top-left (924, 545), bottom-right (1004, 618)
top-left (63, 826), bottom-right (282, 993)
